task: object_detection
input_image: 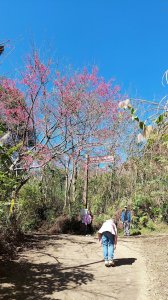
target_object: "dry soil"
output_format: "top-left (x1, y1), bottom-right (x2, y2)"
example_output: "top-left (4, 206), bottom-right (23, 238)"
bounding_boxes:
top-left (0, 233), bottom-right (167, 300)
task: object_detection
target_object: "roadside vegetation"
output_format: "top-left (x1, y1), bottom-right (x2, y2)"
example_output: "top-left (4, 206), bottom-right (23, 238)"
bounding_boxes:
top-left (0, 48), bottom-right (167, 255)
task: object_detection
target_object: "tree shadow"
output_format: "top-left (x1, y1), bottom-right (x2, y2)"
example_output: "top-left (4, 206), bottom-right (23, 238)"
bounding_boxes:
top-left (0, 233), bottom-right (97, 299)
top-left (0, 259), bottom-right (94, 300)
top-left (114, 257), bottom-right (137, 266)
top-left (23, 233), bottom-right (95, 250)
top-left (14, 234), bottom-right (65, 256)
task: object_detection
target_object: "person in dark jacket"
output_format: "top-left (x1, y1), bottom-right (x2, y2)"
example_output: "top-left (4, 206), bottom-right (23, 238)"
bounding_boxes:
top-left (121, 206), bottom-right (131, 236)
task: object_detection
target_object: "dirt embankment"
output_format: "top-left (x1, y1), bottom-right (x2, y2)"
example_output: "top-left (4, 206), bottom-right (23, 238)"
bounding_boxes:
top-left (140, 234), bottom-right (168, 300)
top-left (0, 233), bottom-right (167, 300)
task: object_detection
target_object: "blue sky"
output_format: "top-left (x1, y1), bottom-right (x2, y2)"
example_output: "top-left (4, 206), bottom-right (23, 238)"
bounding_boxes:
top-left (1, 0), bottom-right (168, 101)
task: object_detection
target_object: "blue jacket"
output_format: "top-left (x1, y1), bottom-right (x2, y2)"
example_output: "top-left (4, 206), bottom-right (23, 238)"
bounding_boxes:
top-left (121, 210), bottom-right (131, 222)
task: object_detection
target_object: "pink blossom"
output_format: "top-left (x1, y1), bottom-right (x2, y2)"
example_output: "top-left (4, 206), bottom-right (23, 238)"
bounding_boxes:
top-left (96, 82), bottom-right (110, 96)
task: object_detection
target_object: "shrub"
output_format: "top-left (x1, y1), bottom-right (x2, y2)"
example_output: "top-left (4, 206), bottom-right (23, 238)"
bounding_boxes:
top-left (139, 215), bottom-right (149, 227)
top-left (147, 220), bottom-right (155, 231)
top-left (161, 201), bottom-right (168, 223)
top-left (131, 215), bottom-right (139, 228)
top-left (131, 228), bottom-right (141, 236)
top-left (49, 215), bottom-right (82, 234)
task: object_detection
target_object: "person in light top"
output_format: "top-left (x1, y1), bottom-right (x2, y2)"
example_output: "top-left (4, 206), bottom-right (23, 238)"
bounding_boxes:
top-left (82, 209), bottom-right (93, 235)
top-left (98, 218), bottom-right (117, 267)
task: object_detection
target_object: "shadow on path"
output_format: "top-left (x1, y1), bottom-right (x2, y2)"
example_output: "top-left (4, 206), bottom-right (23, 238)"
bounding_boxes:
top-left (0, 234), bottom-right (95, 300)
top-left (114, 257), bottom-right (137, 266)
top-left (0, 259), bottom-right (94, 300)
top-left (0, 234), bottom-right (139, 300)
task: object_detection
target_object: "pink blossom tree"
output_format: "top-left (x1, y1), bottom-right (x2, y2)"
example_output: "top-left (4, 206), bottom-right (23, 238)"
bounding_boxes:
top-left (52, 67), bottom-right (127, 210)
top-left (0, 51), bottom-right (128, 213)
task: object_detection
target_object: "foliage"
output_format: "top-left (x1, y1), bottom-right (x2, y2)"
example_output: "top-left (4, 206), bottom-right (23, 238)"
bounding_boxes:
top-left (17, 167), bottom-right (65, 231)
top-left (0, 49), bottom-right (168, 244)
top-left (139, 216), bottom-right (149, 227)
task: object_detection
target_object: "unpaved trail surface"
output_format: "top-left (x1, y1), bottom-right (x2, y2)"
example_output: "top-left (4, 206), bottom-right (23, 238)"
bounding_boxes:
top-left (0, 233), bottom-right (159, 300)
top-left (140, 234), bottom-right (168, 300)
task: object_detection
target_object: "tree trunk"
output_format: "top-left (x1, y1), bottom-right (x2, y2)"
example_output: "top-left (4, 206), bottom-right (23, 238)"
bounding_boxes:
top-left (83, 154), bottom-right (89, 208)
top-left (72, 159), bottom-right (78, 203)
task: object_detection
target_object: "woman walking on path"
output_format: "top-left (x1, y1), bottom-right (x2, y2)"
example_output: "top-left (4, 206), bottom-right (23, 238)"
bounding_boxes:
top-left (98, 218), bottom-right (117, 267)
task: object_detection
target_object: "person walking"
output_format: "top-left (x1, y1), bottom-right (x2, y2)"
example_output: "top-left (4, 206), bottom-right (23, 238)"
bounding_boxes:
top-left (98, 218), bottom-right (117, 267)
top-left (83, 210), bottom-right (92, 235)
top-left (121, 206), bottom-right (131, 236)
top-left (87, 209), bottom-right (93, 234)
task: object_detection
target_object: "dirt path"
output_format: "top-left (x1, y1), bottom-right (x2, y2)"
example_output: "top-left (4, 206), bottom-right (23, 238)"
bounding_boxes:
top-left (0, 233), bottom-right (152, 300)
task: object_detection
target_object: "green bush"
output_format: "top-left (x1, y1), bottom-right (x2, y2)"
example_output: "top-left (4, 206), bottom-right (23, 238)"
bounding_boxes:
top-left (139, 215), bottom-right (149, 227)
top-left (131, 228), bottom-right (141, 236)
top-left (133, 195), bottom-right (153, 216)
top-left (146, 220), bottom-right (155, 231)
top-left (0, 202), bottom-right (10, 227)
top-left (161, 201), bottom-right (168, 223)
top-left (131, 215), bottom-right (139, 228)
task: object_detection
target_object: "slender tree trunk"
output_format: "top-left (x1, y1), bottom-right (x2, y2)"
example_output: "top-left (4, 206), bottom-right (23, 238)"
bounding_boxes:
top-left (72, 159), bottom-right (78, 203)
top-left (64, 167), bottom-right (69, 211)
top-left (83, 154), bottom-right (89, 208)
